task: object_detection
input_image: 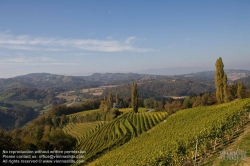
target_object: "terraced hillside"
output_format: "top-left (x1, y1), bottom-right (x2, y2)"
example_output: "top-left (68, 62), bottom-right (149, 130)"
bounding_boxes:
top-left (62, 121), bottom-right (105, 143)
top-left (67, 109), bottom-right (102, 118)
top-left (63, 112), bottom-right (167, 164)
top-left (66, 109), bottom-right (102, 123)
top-left (90, 98), bottom-right (250, 166)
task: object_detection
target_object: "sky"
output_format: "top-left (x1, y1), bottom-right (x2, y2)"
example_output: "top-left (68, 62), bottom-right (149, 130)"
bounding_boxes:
top-left (0, 0), bottom-right (249, 78)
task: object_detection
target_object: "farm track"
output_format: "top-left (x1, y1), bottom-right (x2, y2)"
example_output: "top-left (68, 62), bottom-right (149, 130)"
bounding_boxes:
top-left (206, 122), bottom-right (250, 166)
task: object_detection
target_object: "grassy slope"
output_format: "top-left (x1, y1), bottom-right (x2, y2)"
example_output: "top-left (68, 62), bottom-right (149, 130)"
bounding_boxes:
top-left (0, 92), bottom-right (52, 114)
top-left (67, 109), bottom-right (102, 118)
top-left (204, 124), bottom-right (250, 166)
top-left (7, 100), bottom-right (42, 107)
top-left (237, 129), bottom-right (250, 165)
top-left (218, 129), bottom-right (250, 166)
top-left (89, 98), bottom-right (250, 166)
top-left (6, 100), bottom-right (52, 115)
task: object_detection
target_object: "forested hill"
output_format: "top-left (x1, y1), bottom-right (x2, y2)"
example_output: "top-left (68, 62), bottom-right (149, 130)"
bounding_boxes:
top-left (0, 70), bottom-right (250, 93)
top-left (103, 77), bottom-right (215, 99)
top-left (0, 87), bottom-right (57, 103)
top-left (83, 72), bottom-right (165, 82)
top-left (236, 76), bottom-right (250, 88)
top-left (183, 69), bottom-right (250, 81)
top-left (0, 87), bottom-right (66, 129)
top-left (0, 73), bottom-right (168, 92)
top-left (0, 73), bottom-right (99, 92)
top-left (0, 102), bottom-right (36, 130)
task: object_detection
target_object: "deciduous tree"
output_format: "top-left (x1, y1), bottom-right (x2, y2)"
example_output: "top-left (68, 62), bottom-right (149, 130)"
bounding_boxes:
top-left (237, 82), bottom-right (246, 99)
top-left (215, 57), bottom-right (228, 103)
top-left (107, 93), bottom-right (113, 110)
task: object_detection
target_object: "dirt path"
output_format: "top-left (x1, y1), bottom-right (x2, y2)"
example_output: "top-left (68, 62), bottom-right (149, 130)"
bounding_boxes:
top-left (67, 100), bottom-right (75, 107)
top-left (211, 123), bottom-right (250, 166)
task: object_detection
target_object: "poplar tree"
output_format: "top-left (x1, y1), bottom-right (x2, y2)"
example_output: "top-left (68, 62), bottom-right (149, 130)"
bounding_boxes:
top-left (99, 99), bottom-right (105, 111)
top-left (107, 93), bottom-right (113, 110)
top-left (116, 94), bottom-right (119, 104)
top-left (161, 98), bottom-right (166, 109)
top-left (237, 82), bottom-right (246, 99)
top-left (223, 74), bottom-right (228, 102)
top-left (237, 83), bottom-right (243, 99)
top-left (215, 57), bottom-right (228, 104)
top-left (131, 82), bottom-right (139, 113)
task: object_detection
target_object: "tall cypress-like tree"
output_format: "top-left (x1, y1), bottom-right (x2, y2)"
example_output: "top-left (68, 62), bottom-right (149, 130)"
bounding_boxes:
top-left (161, 98), bottom-right (166, 110)
top-left (116, 94), bottom-right (119, 104)
top-left (223, 74), bottom-right (228, 102)
top-left (107, 93), bottom-right (113, 110)
top-left (215, 57), bottom-right (228, 104)
top-left (99, 99), bottom-right (105, 111)
top-left (131, 82), bottom-right (139, 113)
top-left (237, 82), bottom-right (246, 99)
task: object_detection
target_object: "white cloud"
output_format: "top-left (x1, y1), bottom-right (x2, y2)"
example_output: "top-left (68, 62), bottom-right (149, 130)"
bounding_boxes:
top-left (40, 57), bottom-right (55, 62)
top-left (125, 36), bottom-right (136, 44)
top-left (0, 61), bottom-right (76, 66)
top-left (0, 44), bottom-right (37, 50)
top-left (73, 53), bottom-right (93, 56)
top-left (2, 56), bottom-right (56, 64)
top-left (6, 57), bottom-right (30, 63)
top-left (0, 32), bottom-right (155, 52)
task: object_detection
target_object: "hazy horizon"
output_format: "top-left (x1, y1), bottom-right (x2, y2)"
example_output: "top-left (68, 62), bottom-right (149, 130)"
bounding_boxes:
top-left (1, 67), bottom-right (250, 79)
top-left (0, 1), bottom-right (249, 78)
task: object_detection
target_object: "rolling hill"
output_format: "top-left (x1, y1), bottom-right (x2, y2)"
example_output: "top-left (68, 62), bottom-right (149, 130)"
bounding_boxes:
top-left (0, 87), bottom-right (68, 129)
top-left (236, 76), bottom-right (250, 88)
top-left (0, 72), bottom-right (163, 92)
top-left (86, 98), bottom-right (250, 165)
top-left (0, 70), bottom-right (249, 96)
top-left (0, 73), bottom-right (95, 92)
top-left (62, 110), bottom-right (168, 164)
top-left (183, 69), bottom-right (250, 81)
top-left (103, 77), bottom-right (215, 99)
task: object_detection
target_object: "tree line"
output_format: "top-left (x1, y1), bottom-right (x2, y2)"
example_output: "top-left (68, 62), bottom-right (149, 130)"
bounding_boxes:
top-left (0, 102), bottom-right (37, 129)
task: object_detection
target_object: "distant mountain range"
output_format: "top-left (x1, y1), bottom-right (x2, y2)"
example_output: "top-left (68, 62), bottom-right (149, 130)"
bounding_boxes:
top-left (0, 69), bottom-right (249, 92)
top-left (183, 69), bottom-right (250, 81)
top-left (138, 67), bottom-right (213, 75)
top-left (0, 73), bottom-right (90, 92)
top-left (0, 72), bottom-right (165, 92)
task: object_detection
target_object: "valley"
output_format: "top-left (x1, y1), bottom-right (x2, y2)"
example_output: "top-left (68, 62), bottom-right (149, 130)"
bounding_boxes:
top-left (0, 69), bottom-right (250, 166)
top-left (1, 1), bottom-right (250, 165)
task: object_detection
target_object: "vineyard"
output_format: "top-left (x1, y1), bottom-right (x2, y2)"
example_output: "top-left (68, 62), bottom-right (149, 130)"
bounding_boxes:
top-left (67, 111), bottom-right (167, 164)
top-left (89, 98), bottom-right (250, 166)
top-left (77, 112), bottom-right (167, 163)
top-left (119, 107), bottom-right (148, 113)
top-left (62, 121), bottom-right (105, 142)
top-left (67, 109), bottom-right (101, 119)
top-left (62, 109), bottom-right (104, 143)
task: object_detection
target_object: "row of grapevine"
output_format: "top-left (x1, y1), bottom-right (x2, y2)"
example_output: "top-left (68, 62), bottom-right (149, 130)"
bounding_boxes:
top-left (73, 112), bottom-right (168, 164)
top-left (62, 121), bottom-right (105, 143)
top-left (89, 98), bottom-right (250, 166)
top-left (67, 109), bottom-right (101, 122)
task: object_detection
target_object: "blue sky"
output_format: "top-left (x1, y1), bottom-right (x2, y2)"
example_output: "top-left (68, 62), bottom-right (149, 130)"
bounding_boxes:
top-left (0, 0), bottom-right (249, 78)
